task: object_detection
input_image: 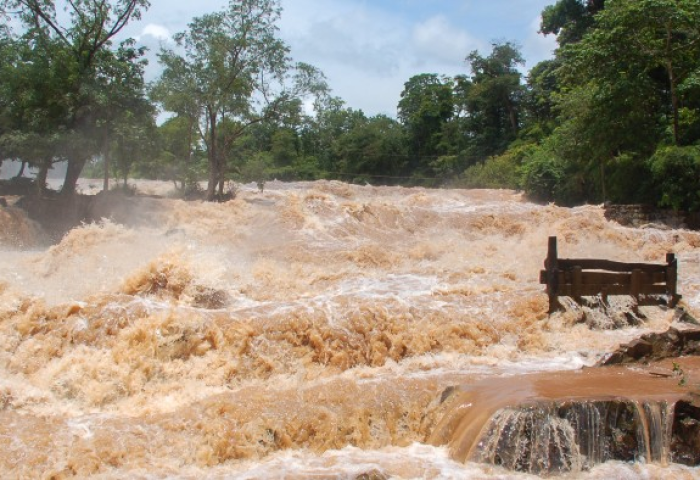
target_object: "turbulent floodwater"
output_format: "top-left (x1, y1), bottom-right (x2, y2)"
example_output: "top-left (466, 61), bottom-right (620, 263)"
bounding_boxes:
top-left (1, 180), bottom-right (700, 479)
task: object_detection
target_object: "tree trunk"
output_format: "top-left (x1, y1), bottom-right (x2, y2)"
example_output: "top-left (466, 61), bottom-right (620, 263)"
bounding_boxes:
top-left (205, 109), bottom-right (218, 201)
top-left (506, 97), bottom-right (518, 136)
top-left (35, 157), bottom-right (51, 196)
top-left (15, 161), bottom-right (27, 178)
top-left (667, 60), bottom-right (680, 145)
top-left (185, 116), bottom-right (195, 193)
top-left (62, 156), bottom-right (88, 196)
top-left (217, 160), bottom-right (226, 198)
top-left (207, 161), bottom-right (218, 201)
top-left (600, 158), bottom-right (607, 203)
top-left (665, 24), bottom-right (680, 146)
top-left (103, 147), bottom-right (111, 192)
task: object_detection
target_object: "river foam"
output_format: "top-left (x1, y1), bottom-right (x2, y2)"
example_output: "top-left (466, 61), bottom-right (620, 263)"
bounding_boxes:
top-left (1, 180), bottom-right (699, 477)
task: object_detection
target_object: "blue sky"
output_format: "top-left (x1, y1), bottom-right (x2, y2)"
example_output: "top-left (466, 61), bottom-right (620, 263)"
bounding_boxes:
top-left (123, 0), bottom-right (558, 117)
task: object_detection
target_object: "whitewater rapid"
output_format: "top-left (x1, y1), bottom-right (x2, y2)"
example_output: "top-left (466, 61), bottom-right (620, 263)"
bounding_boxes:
top-left (1, 180), bottom-right (699, 478)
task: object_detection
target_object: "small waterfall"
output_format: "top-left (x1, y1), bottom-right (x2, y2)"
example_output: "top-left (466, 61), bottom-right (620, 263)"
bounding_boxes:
top-left (472, 405), bottom-right (583, 474)
top-left (470, 400), bottom-right (677, 475)
top-left (639, 401), bottom-right (675, 465)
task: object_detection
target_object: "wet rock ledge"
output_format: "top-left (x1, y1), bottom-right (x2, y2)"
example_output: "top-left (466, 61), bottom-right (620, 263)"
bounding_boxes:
top-left (600, 320), bottom-right (700, 366)
top-left (433, 316), bottom-right (700, 475)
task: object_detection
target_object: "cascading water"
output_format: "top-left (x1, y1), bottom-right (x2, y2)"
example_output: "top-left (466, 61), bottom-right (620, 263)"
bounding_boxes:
top-left (2, 179), bottom-right (700, 478)
top-left (471, 399), bottom-right (677, 474)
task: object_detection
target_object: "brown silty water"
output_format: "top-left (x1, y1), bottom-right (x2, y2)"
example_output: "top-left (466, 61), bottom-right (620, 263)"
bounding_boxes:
top-left (1, 180), bottom-right (700, 478)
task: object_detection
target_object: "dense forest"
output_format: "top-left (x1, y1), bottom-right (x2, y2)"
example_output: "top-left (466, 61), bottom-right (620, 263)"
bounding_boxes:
top-left (1, 0), bottom-right (699, 208)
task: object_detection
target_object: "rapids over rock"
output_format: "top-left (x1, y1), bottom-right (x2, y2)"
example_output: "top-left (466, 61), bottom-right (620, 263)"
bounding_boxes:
top-left (1, 179), bottom-right (700, 478)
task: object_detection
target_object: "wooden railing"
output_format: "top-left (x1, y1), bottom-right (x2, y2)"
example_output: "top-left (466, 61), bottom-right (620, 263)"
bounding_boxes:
top-left (539, 236), bottom-right (680, 313)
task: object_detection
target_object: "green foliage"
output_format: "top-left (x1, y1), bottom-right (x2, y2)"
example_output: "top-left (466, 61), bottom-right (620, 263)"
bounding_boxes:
top-left (559, 0), bottom-right (700, 147)
top-left (152, 0), bottom-right (327, 200)
top-left (291, 155), bottom-right (322, 180)
top-left (270, 129), bottom-right (299, 167)
top-left (521, 146), bottom-right (565, 204)
top-left (520, 59), bottom-right (560, 141)
top-left (541, 0), bottom-right (605, 45)
top-left (461, 42), bottom-right (525, 159)
top-left (398, 73), bottom-right (453, 173)
top-left (238, 152), bottom-right (272, 189)
top-left (648, 146), bottom-right (700, 211)
top-left (333, 114), bottom-right (407, 183)
top-left (0, 0), bottom-right (150, 194)
top-left (3, 0), bottom-right (700, 210)
top-left (604, 153), bottom-right (657, 205)
top-left (460, 153), bottom-right (520, 190)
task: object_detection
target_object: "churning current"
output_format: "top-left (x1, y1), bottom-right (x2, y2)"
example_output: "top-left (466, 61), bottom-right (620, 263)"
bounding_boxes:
top-left (1, 180), bottom-right (700, 479)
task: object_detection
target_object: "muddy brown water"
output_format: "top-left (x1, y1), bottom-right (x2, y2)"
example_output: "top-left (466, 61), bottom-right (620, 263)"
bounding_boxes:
top-left (1, 180), bottom-right (700, 478)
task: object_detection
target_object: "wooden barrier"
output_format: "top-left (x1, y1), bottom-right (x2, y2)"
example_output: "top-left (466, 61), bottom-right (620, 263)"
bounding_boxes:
top-left (539, 236), bottom-right (680, 313)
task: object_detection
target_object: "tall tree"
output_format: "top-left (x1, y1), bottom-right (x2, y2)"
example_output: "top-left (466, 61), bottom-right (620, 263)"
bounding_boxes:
top-left (152, 0), bottom-right (326, 200)
top-left (560, 0), bottom-right (700, 146)
top-left (299, 95), bottom-right (365, 176)
top-left (333, 114), bottom-right (407, 182)
top-left (0, 0), bottom-right (150, 195)
top-left (541, 0), bottom-right (606, 45)
top-left (463, 41), bottom-right (525, 158)
top-left (397, 73), bottom-right (453, 174)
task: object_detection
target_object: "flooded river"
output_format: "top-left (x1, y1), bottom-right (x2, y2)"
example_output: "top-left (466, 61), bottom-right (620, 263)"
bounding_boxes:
top-left (1, 180), bottom-right (700, 478)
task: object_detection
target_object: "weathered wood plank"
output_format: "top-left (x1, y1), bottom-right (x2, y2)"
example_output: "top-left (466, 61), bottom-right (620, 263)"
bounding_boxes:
top-left (540, 236), bottom-right (680, 313)
top-left (558, 258), bottom-right (666, 273)
top-left (557, 284), bottom-right (669, 297)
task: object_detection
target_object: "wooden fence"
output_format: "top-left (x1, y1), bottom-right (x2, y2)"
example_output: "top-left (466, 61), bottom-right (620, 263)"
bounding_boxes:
top-left (539, 236), bottom-right (680, 313)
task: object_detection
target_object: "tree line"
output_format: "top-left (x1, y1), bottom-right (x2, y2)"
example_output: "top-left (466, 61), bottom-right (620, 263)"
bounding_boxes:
top-left (1, 0), bottom-right (699, 208)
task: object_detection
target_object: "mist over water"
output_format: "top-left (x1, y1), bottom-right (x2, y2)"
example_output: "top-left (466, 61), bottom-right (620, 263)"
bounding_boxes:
top-left (1, 180), bottom-right (700, 478)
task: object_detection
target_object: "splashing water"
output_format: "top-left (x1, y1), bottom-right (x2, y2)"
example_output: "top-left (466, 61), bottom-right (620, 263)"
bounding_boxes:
top-left (1, 180), bottom-right (700, 478)
top-left (471, 399), bottom-right (676, 475)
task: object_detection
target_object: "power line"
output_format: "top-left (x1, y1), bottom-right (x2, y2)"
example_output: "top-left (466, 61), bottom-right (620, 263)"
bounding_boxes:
top-left (323, 171), bottom-right (443, 181)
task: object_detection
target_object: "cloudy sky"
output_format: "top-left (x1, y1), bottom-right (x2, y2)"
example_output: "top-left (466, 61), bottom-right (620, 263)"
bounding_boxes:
top-left (123, 0), bottom-right (559, 117)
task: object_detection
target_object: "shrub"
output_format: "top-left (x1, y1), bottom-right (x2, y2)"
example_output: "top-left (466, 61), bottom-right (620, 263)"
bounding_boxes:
top-left (521, 147), bottom-right (565, 203)
top-left (648, 145), bottom-right (700, 211)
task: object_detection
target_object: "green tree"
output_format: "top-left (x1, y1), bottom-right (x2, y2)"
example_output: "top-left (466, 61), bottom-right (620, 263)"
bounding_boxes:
top-left (649, 146), bottom-right (700, 211)
top-left (464, 42), bottom-right (525, 156)
top-left (561, 0), bottom-right (700, 146)
top-left (546, 0), bottom-right (700, 202)
top-left (300, 95), bottom-right (365, 176)
top-left (110, 109), bottom-right (158, 187)
top-left (93, 41), bottom-right (152, 191)
top-left (0, 0), bottom-right (150, 195)
top-left (397, 73), bottom-right (454, 175)
top-left (541, 0), bottom-right (606, 46)
top-left (520, 59), bottom-right (560, 141)
top-left (333, 114), bottom-right (407, 183)
top-left (152, 0), bottom-right (326, 201)
top-left (149, 116), bottom-right (202, 191)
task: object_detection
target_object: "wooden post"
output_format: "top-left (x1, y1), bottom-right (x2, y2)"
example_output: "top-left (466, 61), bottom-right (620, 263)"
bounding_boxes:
top-left (666, 253), bottom-right (680, 307)
top-left (572, 266), bottom-right (582, 305)
top-left (630, 268), bottom-right (641, 302)
top-left (546, 236), bottom-right (560, 313)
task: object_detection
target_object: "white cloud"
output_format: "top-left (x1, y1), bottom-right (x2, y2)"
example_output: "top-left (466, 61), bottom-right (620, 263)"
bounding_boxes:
top-left (522, 16), bottom-right (557, 68)
top-left (281, 1), bottom-right (407, 77)
top-left (122, 0), bottom-right (558, 117)
top-left (138, 23), bottom-right (172, 42)
top-left (412, 15), bottom-right (485, 68)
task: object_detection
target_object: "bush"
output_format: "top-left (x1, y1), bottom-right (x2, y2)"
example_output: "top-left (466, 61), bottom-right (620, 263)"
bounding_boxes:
top-left (648, 145), bottom-right (700, 211)
top-left (605, 153), bottom-right (656, 205)
top-left (460, 144), bottom-right (536, 189)
top-left (521, 147), bottom-right (565, 203)
top-left (460, 154), bottom-right (520, 189)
